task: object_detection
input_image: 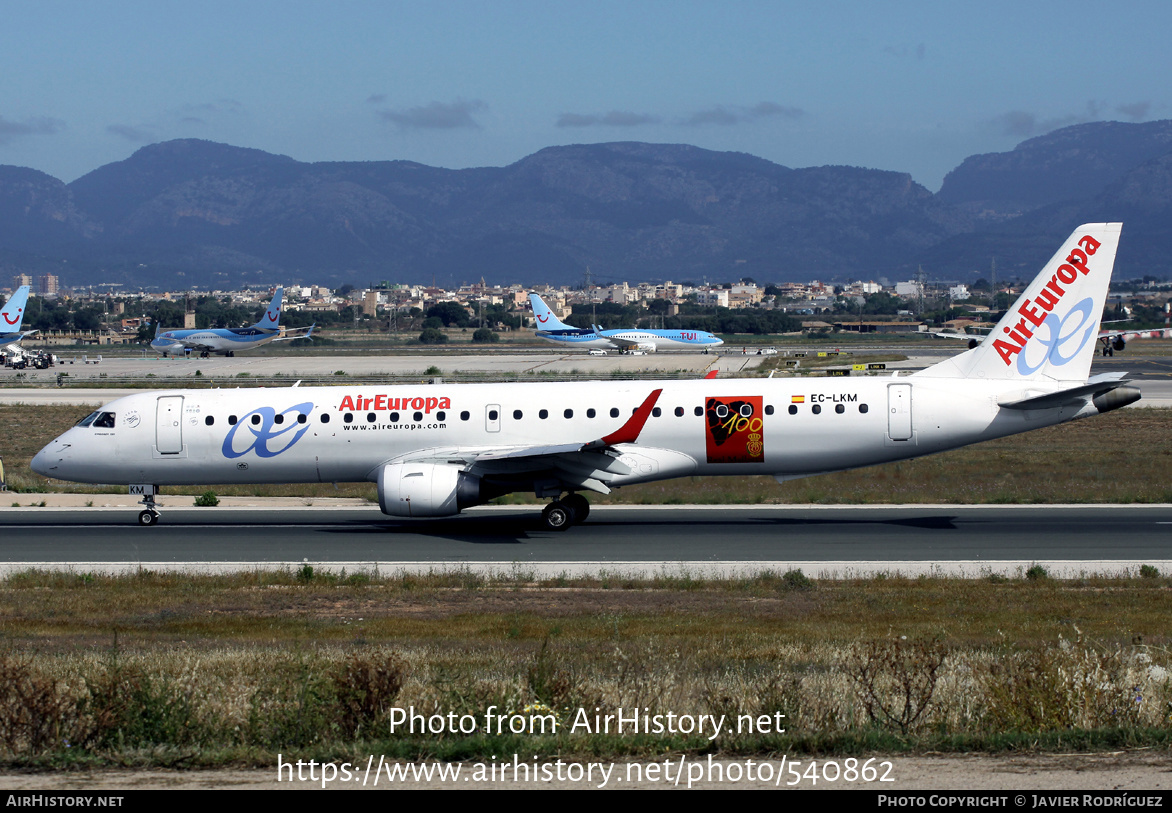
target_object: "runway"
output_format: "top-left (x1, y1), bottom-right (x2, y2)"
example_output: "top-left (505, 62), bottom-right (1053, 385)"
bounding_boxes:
top-left (1, 504), bottom-right (1168, 578)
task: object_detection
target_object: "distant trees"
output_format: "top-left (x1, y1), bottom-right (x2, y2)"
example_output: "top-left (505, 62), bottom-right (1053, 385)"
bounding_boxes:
top-left (425, 302), bottom-right (472, 327)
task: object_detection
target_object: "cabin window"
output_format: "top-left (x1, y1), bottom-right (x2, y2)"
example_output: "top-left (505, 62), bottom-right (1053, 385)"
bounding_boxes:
top-left (413, 411), bottom-right (423, 421)
top-left (367, 412), bottom-right (376, 422)
top-left (674, 406), bottom-right (684, 417)
top-left (390, 412), bottom-right (400, 422)
top-left (77, 411), bottom-right (100, 427)
top-left (228, 415), bottom-right (238, 425)
top-left (344, 413), bottom-right (354, 424)
top-left (205, 416), bottom-right (214, 426)
top-left (651, 407), bottom-right (662, 418)
top-left (488, 410), bottom-right (498, 421)
top-left (274, 414), bottom-right (284, 424)
top-left (610, 407), bottom-right (620, 418)
top-left (297, 414), bottom-right (307, 424)
top-left (835, 404), bottom-right (845, 414)
top-left (859, 404), bottom-right (869, 414)
top-left (563, 409), bottom-right (573, 419)
top-left (460, 411), bottom-right (470, 421)
top-left (539, 409), bottom-right (548, 419)
top-left (765, 405), bottom-right (775, 415)
top-left (788, 405), bottom-right (797, 415)
top-left (321, 414), bottom-right (330, 423)
top-left (513, 409), bottom-right (523, 420)
top-left (812, 404), bottom-right (822, 415)
top-left (586, 408), bottom-right (596, 418)
top-left (437, 411), bottom-right (446, 421)
top-left (694, 406), bottom-right (703, 417)
top-left (251, 414), bottom-right (262, 426)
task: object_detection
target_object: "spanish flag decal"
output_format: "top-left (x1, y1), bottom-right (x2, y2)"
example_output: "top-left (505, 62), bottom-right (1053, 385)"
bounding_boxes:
top-left (791, 395), bottom-right (805, 404)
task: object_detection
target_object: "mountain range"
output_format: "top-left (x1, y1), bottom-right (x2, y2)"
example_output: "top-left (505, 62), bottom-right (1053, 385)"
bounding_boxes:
top-left (3, 120), bottom-right (1172, 289)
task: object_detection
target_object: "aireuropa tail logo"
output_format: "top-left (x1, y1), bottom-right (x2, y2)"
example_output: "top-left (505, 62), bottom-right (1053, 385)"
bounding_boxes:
top-left (222, 402), bottom-right (313, 459)
top-left (993, 233), bottom-right (1101, 373)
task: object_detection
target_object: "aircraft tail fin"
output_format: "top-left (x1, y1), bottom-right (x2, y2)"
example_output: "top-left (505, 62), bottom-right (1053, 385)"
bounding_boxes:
top-left (254, 287), bottom-right (284, 331)
top-left (1, 285), bottom-right (30, 333)
top-left (916, 223), bottom-right (1122, 383)
top-left (529, 293), bottom-right (573, 330)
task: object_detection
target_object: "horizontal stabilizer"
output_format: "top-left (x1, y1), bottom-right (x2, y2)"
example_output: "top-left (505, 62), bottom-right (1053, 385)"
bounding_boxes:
top-left (998, 373), bottom-right (1133, 410)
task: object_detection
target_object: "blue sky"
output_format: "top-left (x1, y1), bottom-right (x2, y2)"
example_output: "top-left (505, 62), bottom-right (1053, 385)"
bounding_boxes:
top-left (1, 0), bottom-right (1168, 189)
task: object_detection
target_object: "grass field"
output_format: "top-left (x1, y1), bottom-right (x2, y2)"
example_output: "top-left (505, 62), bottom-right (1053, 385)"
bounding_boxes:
top-left (0, 568), bottom-right (1168, 765)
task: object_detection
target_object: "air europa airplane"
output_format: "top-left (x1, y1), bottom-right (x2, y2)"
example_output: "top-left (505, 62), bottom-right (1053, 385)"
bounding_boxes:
top-left (34, 224), bottom-right (1138, 530)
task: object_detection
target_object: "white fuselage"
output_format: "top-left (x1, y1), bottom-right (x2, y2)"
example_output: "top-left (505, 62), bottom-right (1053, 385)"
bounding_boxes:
top-left (31, 376), bottom-right (1093, 490)
top-left (534, 328), bottom-right (723, 351)
top-left (151, 328), bottom-right (279, 355)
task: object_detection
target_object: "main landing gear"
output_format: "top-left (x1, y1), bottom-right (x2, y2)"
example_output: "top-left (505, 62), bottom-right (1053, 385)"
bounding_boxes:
top-left (541, 493), bottom-right (591, 531)
top-left (137, 488), bottom-right (161, 527)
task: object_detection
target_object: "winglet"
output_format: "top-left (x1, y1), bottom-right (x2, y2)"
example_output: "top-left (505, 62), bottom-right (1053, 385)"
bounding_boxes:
top-left (581, 389), bottom-right (662, 450)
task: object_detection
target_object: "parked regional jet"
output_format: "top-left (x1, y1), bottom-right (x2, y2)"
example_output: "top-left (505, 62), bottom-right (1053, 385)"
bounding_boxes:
top-left (34, 224), bottom-right (1138, 530)
top-left (529, 293), bottom-right (723, 352)
top-left (0, 286), bottom-right (33, 350)
top-left (1097, 303), bottom-right (1172, 356)
top-left (150, 288), bottom-right (313, 357)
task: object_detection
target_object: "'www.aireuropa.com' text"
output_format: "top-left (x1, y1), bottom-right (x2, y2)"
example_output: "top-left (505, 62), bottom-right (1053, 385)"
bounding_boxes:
top-left (277, 754), bottom-right (895, 788)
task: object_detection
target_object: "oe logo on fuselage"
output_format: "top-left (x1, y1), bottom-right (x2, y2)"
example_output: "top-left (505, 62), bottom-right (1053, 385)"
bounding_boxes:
top-left (222, 402), bottom-right (314, 459)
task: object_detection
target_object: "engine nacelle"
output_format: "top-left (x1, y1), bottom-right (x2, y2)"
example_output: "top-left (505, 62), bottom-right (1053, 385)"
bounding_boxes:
top-left (1092, 386), bottom-right (1141, 414)
top-left (377, 462), bottom-right (483, 517)
top-left (1112, 336), bottom-right (1127, 352)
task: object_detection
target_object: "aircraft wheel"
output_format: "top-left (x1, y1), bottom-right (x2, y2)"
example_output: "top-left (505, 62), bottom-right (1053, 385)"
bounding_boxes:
top-left (138, 510), bottom-right (159, 527)
top-left (563, 493), bottom-right (590, 523)
top-left (541, 502), bottom-right (573, 532)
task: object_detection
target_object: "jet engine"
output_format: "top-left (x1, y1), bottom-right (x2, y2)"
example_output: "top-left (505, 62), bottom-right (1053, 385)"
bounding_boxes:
top-left (377, 462), bottom-right (486, 517)
top-left (1112, 336), bottom-right (1126, 352)
top-left (1092, 386), bottom-right (1141, 414)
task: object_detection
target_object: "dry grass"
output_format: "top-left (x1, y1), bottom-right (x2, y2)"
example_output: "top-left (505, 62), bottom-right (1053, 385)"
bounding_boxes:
top-left (0, 571), bottom-right (1169, 762)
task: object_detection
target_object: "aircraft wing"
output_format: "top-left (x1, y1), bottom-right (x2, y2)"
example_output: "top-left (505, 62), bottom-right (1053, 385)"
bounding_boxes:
top-left (383, 389), bottom-right (663, 495)
top-left (168, 337), bottom-right (217, 353)
top-left (1098, 326), bottom-right (1172, 341)
top-left (272, 324), bottom-right (316, 342)
top-left (598, 333), bottom-right (642, 349)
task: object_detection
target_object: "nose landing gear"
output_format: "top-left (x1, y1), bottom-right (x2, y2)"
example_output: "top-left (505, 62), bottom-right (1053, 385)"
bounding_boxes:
top-left (136, 487), bottom-right (161, 526)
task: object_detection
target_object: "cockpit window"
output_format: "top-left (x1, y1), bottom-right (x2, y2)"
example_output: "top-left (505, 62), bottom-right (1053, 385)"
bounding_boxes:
top-left (77, 411), bottom-right (100, 427)
top-left (93, 412), bottom-right (115, 428)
